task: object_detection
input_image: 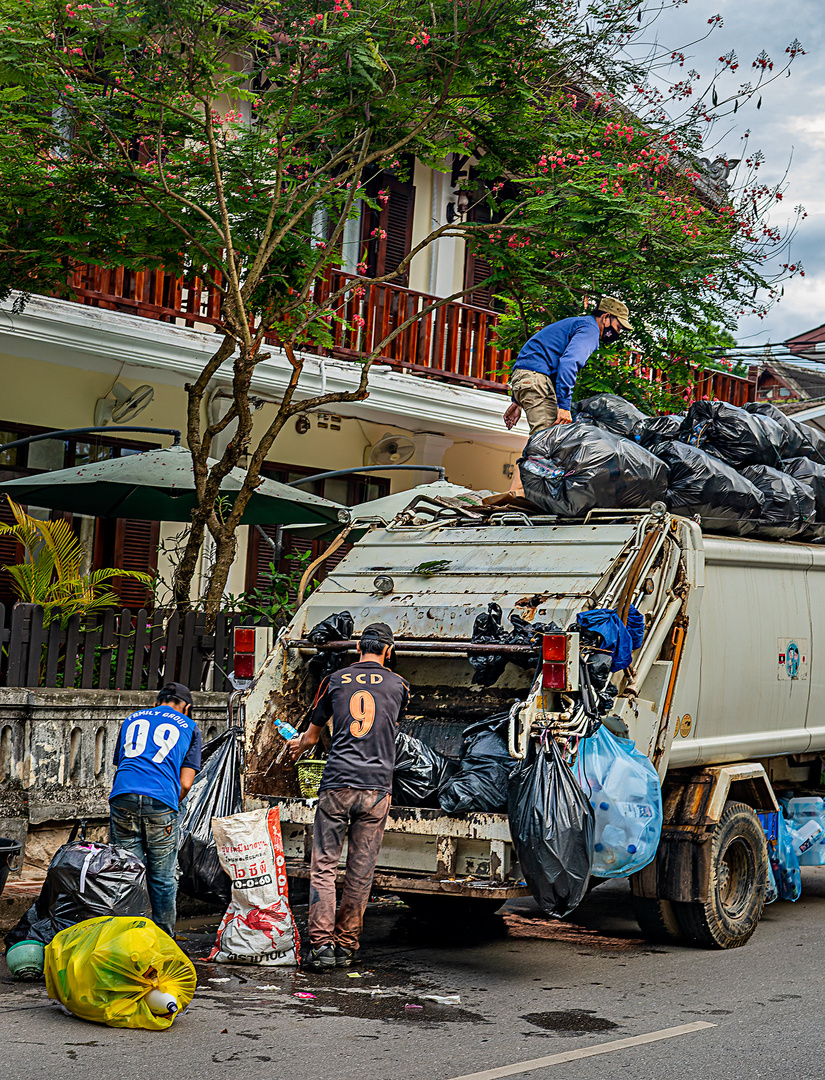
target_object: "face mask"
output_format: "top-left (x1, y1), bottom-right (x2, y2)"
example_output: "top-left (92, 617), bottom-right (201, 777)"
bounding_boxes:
top-left (600, 325), bottom-right (620, 345)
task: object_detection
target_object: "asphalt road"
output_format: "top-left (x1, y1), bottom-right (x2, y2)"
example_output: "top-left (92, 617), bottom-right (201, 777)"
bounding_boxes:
top-left (1, 870), bottom-right (824, 1080)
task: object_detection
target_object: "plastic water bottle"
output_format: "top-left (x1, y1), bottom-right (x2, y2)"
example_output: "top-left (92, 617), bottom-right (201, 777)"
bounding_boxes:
top-left (146, 988), bottom-right (179, 1015)
top-left (600, 824), bottom-right (631, 870)
top-left (274, 718), bottom-right (299, 741)
top-left (792, 818), bottom-right (824, 856)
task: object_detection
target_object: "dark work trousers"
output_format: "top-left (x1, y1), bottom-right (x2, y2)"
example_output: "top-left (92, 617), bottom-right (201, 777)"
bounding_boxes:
top-left (308, 788), bottom-right (391, 951)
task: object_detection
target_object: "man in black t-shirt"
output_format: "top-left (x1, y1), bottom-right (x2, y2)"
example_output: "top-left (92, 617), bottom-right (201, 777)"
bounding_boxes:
top-left (288, 622), bottom-right (409, 970)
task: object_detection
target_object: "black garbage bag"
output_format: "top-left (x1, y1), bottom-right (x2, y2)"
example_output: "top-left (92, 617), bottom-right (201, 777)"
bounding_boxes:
top-left (784, 457), bottom-right (825, 521)
top-left (680, 400), bottom-right (786, 468)
top-left (572, 394), bottom-right (648, 440)
top-left (177, 727), bottom-right (243, 910)
top-left (469, 602), bottom-right (506, 686)
top-left (651, 439), bottom-right (764, 530)
top-left (307, 610), bottom-right (354, 646)
top-left (439, 721), bottom-right (513, 814)
top-left (508, 739), bottom-right (594, 917)
top-left (638, 414), bottom-right (685, 447)
top-left (5, 836), bottom-right (149, 948)
top-left (744, 401), bottom-right (813, 459)
top-left (393, 731), bottom-right (458, 807)
top-left (794, 421), bottom-right (825, 465)
top-left (506, 614), bottom-right (563, 671)
top-left (306, 610), bottom-right (355, 677)
top-left (519, 425), bottom-right (668, 517)
top-left (741, 465), bottom-right (816, 539)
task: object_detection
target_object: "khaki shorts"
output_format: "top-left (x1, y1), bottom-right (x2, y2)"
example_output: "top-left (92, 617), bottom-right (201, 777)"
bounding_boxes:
top-left (509, 369), bottom-right (559, 434)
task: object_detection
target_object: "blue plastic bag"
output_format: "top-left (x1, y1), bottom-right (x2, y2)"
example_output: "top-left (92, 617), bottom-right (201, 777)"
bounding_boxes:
top-left (573, 726), bottom-right (662, 878)
top-left (772, 813), bottom-right (802, 901)
top-left (577, 606), bottom-right (645, 672)
top-left (780, 796), bottom-right (825, 867)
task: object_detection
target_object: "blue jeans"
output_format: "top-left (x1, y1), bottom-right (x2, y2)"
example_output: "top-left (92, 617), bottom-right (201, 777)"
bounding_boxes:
top-left (109, 793), bottom-right (179, 937)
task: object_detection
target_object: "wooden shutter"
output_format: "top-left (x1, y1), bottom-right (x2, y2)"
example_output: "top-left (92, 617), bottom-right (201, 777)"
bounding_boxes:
top-left (464, 247), bottom-right (495, 309)
top-left (362, 176), bottom-right (416, 281)
top-left (112, 518), bottom-right (160, 608)
top-left (0, 498), bottom-right (22, 608)
top-left (245, 524), bottom-right (280, 592)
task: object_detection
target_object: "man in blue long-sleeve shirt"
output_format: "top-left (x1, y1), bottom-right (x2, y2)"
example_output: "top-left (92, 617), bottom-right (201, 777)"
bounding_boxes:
top-left (504, 297), bottom-right (633, 434)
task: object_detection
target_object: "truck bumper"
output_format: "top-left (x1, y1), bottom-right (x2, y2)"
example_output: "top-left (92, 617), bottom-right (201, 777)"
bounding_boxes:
top-left (269, 797), bottom-right (531, 901)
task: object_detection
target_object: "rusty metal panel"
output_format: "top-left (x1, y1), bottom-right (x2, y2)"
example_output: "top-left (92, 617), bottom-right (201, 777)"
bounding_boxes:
top-left (293, 523), bottom-right (638, 642)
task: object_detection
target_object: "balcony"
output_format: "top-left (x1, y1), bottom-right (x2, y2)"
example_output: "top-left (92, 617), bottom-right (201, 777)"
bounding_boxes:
top-left (64, 264), bottom-right (752, 404)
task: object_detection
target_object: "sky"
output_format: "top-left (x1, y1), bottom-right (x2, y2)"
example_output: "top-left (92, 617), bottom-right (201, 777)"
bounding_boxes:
top-left (633, 0), bottom-right (825, 349)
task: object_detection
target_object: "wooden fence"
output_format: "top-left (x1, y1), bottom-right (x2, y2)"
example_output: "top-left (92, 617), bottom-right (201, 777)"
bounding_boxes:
top-left (0, 604), bottom-right (266, 691)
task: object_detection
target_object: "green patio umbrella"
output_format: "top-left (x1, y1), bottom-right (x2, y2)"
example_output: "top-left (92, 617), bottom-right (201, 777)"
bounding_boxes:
top-left (0, 444), bottom-right (345, 526)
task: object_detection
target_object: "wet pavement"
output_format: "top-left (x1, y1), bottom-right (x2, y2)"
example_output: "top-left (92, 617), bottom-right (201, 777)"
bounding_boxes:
top-left (1, 872), bottom-right (824, 1079)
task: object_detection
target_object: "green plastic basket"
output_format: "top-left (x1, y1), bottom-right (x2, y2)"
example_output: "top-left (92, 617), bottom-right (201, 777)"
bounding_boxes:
top-left (297, 759), bottom-right (326, 798)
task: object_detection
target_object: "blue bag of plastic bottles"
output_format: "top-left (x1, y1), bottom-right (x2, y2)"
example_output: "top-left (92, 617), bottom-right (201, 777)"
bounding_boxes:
top-left (772, 812), bottom-right (802, 902)
top-left (574, 725), bottom-right (662, 878)
top-left (780, 796), bottom-right (825, 867)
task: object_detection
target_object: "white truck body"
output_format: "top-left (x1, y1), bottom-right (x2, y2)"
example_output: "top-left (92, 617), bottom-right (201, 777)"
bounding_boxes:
top-left (242, 503), bottom-right (821, 942)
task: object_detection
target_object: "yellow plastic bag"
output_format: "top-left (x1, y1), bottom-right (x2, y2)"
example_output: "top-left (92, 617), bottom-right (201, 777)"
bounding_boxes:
top-left (45, 915), bottom-right (197, 1030)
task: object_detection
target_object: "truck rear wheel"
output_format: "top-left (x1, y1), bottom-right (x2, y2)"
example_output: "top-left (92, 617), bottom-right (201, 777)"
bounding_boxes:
top-left (674, 801), bottom-right (768, 949)
top-left (630, 896), bottom-right (683, 944)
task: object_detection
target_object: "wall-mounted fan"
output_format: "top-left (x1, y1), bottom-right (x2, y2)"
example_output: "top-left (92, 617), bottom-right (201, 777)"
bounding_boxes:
top-left (367, 434), bottom-right (416, 467)
top-left (94, 382), bottom-right (155, 426)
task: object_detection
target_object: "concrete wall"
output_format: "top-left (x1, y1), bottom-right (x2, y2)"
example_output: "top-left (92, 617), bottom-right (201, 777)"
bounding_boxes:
top-left (0, 688), bottom-right (229, 876)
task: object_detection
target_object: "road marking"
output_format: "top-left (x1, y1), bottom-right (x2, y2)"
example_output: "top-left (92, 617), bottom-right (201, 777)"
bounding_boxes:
top-left (442, 1021), bottom-right (716, 1080)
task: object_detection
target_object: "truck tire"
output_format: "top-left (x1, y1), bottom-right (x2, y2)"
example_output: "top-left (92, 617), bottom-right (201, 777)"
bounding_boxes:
top-left (630, 896), bottom-right (683, 944)
top-left (673, 801), bottom-right (768, 949)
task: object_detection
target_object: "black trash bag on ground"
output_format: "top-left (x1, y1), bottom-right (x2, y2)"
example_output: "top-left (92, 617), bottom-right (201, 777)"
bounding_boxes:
top-left (439, 719), bottom-right (513, 814)
top-left (651, 439), bottom-right (764, 530)
top-left (784, 457), bottom-right (825, 521)
top-left (519, 425), bottom-right (668, 517)
top-left (744, 401), bottom-right (813, 459)
top-left (638, 414), bottom-right (685, 448)
top-left (508, 739), bottom-right (594, 917)
top-left (741, 465), bottom-right (817, 539)
top-left (177, 727), bottom-right (243, 910)
top-left (393, 732), bottom-right (458, 808)
top-left (469, 602), bottom-right (506, 686)
top-left (5, 838), bottom-right (149, 948)
top-left (572, 394), bottom-right (648, 440)
top-left (680, 400), bottom-right (786, 468)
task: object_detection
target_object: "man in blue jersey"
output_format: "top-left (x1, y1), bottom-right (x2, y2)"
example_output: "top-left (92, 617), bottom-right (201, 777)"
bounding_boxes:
top-left (504, 297), bottom-right (633, 434)
top-left (109, 682), bottom-right (202, 937)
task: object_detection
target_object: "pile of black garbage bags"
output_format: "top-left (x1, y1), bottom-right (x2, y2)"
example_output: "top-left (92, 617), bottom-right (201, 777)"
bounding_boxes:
top-left (518, 393), bottom-right (825, 540)
top-left (393, 712), bottom-right (512, 815)
top-left (393, 717), bottom-right (593, 918)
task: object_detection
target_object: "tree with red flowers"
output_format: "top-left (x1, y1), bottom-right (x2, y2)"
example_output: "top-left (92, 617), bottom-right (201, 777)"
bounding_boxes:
top-left (0, 0), bottom-right (805, 615)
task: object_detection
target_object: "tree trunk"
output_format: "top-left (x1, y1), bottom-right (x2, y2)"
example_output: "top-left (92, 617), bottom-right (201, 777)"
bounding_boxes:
top-left (202, 527), bottom-right (238, 630)
top-left (172, 516), bottom-right (207, 613)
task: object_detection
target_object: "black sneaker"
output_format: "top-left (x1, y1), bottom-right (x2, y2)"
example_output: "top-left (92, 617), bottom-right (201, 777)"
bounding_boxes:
top-left (334, 945), bottom-right (356, 968)
top-left (306, 944), bottom-right (336, 970)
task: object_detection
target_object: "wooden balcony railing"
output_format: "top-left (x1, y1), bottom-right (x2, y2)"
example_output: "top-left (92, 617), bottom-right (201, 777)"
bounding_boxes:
top-left (63, 263), bottom-right (752, 404)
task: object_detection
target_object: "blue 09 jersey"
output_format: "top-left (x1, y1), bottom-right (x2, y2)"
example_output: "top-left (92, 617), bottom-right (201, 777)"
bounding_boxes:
top-left (109, 704), bottom-right (202, 811)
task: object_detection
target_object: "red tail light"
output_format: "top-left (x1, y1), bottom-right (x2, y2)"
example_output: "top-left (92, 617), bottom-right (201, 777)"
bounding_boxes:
top-left (233, 625), bottom-right (266, 682)
top-left (542, 634), bottom-right (567, 663)
top-left (542, 633), bottom-right (572, 691)
top-left (234, 652), bottom-right (256, 679)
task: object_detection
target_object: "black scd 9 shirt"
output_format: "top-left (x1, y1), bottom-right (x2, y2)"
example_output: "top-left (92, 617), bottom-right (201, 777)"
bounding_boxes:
top-left (309, 660), bottom-right (410, 794)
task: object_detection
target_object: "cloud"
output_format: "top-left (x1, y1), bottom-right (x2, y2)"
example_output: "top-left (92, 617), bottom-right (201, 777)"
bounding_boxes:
top-left (638, 1), bottom-right (824, 344)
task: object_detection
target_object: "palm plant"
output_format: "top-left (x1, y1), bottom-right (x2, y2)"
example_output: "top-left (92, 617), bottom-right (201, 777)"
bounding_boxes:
top-left (0, 497), bottom-right (152, 626)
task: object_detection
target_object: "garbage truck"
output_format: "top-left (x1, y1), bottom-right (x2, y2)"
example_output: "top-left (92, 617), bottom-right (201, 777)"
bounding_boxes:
top-left (238, 493), bottom-right (825, 949)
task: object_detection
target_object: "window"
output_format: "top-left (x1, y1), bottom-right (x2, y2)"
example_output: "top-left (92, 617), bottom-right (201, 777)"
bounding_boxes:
top-left (244, 464), bottom-right (391, 597)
